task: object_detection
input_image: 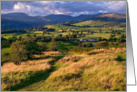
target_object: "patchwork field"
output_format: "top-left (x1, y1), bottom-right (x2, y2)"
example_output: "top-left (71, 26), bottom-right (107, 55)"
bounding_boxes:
top-left (1, 15), bottom-right (126, 91)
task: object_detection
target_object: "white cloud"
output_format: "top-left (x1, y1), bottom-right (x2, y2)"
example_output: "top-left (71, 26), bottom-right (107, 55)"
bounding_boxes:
top-left (2, 1), bottom-right (126, 16)
top-left (109, 1), bottom-right (126, 10)
top-left (14, 2), bottom-right (31, 12)
top-left (39, 1), bottom-right (53, 5)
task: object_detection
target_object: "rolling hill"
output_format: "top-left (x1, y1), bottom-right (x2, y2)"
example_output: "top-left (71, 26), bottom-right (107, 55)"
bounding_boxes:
top-left (1, 13), bottom-right (126, 31)
top-left (92, 13), bottom-right (126, 22)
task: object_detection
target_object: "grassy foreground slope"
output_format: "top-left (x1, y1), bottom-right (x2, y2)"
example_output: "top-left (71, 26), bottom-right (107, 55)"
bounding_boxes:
top-left (1, 48), bottom-right (126, 91)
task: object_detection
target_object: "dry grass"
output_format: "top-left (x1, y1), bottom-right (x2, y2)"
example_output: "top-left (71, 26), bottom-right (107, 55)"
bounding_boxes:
top-left (88, 47), bottom-right (126, 55)
top-left (33, 51), bottom-right (60, 58)
top-left (41, 48), bottom-right (126, 91)
top-left (1, 48), bottom-right (126, 91)
top-left (49, 53), bottom-right (118, 78)
top-left (1, 58), bottom-right (52, 73)
top-left (56, 56), bottom-right (80, 64)
top-left (1, 58), bottom-right (53, 91)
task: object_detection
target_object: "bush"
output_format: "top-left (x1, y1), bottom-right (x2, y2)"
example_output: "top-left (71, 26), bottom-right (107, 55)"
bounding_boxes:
top-left (96, 41), bottom-right (109, 47)
top-left (87, 43), bottom-right (93, 47)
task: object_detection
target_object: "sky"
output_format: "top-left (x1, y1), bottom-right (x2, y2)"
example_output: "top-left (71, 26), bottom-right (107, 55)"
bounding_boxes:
top-left (1, 1), bottom-right (126, 17)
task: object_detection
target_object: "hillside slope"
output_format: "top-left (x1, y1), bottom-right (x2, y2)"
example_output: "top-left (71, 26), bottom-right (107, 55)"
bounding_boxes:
top-left (92, 13), bottom-right (126, 22)
top-left (1, 48), bottom-right (126, 91)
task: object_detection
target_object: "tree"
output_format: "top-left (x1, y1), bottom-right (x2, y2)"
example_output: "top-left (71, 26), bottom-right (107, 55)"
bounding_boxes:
top-left (99, 29), bottom-right (102, 33)
top-left (50, 38), bottom-right (57, 51)
top-left (111, 30), bottom-right (115, 34)
top-left (116, 31), bottom-right (121, 35)
top-left (87, 43), bottom-right (93, 47)
top-left (81, 31), bottom-right (83, 34)
top-left (68, 33), bottom-right (71, 37)
top-left (33, 27), bottom-right (36, 31)
top-left (65, 35), bottom-right (69, 41)
top-left (38, 26), bottom-right (41, 31)
top-left (76, 31), bottom-right (79, 34)
top-left (109, 34), bottom-right (116, 42)
top-left (98, 37), bottom-right (103, 41)
top-left (58, 34), bottom-right (63, 38)
top-left (106, 31), bottom-right (108, 33)
top-left (11, 41), bottom-right (28, 65)
top-left (21, 37), bottom-right (41, 58)
top-left (26, 34), bottom-right (31, 37)
top-left (91, 31), bottom-right (94, 34)
top-left (116, 34), bottom-right (126, 43)
top-left (44, 29), bottom-right (47, 34)
top-left (33, 34), bottom-right (36, 37)
top-left (37, 42), bottom-right (47, 51)
top-left (87, 30), bottom-right (90, 34)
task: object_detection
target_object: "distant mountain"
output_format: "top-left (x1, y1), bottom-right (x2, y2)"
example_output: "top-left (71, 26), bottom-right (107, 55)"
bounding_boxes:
top-left (74, 13), bottom-right (102, 21)
top-left (1, 13), bottom-right (126, 31)
top-left (91, 13), bottom-right (126, 22)
top-left (43, 14), bottom-right (102, 23)
top-left (44, 14), bottom-right (73, 23)
top-left (1, 13), bottom-right (50, 31)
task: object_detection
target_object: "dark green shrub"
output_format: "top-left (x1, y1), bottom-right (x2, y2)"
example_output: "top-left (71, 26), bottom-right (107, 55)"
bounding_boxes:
top-left (96, 41), bottom-right (109, 47)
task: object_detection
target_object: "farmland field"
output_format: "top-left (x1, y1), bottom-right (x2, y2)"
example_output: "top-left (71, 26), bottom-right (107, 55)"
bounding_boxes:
top-left (1, 11), bottom-right (126, 91)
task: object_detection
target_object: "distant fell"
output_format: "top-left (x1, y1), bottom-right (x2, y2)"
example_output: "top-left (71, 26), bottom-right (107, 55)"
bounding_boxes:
top-left (1, 13), bottom-right (126, 31)
top-left (92, 13), bottom-right (126, 22)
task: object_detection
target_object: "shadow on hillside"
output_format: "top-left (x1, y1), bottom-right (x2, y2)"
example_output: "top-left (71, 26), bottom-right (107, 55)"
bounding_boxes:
top-left (115, 55), bottom-right (126, 62)
top-left (5, 56), bottom-right (63, 91)
top-left (88, 52), bottom-right (98, 55)
top-left (29, 55), bottom-right (61, 60)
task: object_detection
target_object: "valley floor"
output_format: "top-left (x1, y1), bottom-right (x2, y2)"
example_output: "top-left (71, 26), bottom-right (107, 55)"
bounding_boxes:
top-left (1, 47), bottom-right (126, 91)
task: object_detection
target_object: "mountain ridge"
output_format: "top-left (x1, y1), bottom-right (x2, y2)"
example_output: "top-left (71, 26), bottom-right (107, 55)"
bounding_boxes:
top-left (1, 13), bottom-right (126, 31)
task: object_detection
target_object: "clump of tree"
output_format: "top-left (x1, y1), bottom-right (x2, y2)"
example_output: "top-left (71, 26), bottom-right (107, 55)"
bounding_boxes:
top-left (87, 43), bottom-right (94, 47)
top-left (11, 41), bottom-right (28, 65)
top-left (50, 38), bottom-right (57, 51)
top-left (78, 42), bottom-right (94, 47)
top-left (98, 37), bottom-right (107, 41)
top-left (1, 29), bottom-right (26, 34)
top-left (43, 28), bottom-right (55, 34)
top-left (108, 34), bottom-right (117, 42)
top-left (1, 37), bottom-right (17, 48)
top-left (96, 41), bottom-right (109, 47)
top-left (21, 36), bottom-right (41, 58)
top-left (10, 36), bottom-right (46, 65)
top-left (115, 34), bottom-right (126, 45)
top-left (37, 42), bottom-right (47, 52)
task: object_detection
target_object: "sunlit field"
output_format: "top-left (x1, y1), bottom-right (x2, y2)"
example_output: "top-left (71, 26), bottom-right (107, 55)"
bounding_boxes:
top-left (1, 1), bottom-right (126, 91)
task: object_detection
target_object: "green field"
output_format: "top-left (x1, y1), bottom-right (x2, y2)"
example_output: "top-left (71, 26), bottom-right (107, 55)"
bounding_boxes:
top-left (1, 19), bottom-right (126, 91)
top-left (1, 20), bottom-right (126, 40)
top-left (1, 48), bottom-right (11, 64)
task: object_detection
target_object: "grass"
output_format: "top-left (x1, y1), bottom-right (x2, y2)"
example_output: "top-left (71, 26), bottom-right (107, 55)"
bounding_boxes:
top-left (1, 48), bottom-right (126, 91)
top-left (1, 48), bottom-right (11, 65)
top-left (1, 20), bottom-right (126, 91)
top-left (1, 48), bottom-right (11, 56)
top-left (56, 42), bottom-right (78, 51)
top-left (73, 20), bottom-right (106, 27)
top-left (1, 34), bottom-right (15, 39)
top-left (1, 56), bottom-right (63, 91)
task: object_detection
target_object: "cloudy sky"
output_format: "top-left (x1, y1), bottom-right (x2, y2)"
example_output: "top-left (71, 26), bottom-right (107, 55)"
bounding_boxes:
top-left (1, 1), bottom-right (126, 16)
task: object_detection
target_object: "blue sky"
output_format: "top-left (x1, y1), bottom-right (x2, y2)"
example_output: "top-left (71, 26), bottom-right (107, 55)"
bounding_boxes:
top-left (1, 1), bottom-right (126, 16)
